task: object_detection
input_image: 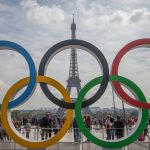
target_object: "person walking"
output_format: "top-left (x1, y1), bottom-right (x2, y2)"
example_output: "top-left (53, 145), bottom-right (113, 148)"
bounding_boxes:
top-left (85, 115), bottom-right (92, 142)
top-left (114, 115), bottom-right (124, 139)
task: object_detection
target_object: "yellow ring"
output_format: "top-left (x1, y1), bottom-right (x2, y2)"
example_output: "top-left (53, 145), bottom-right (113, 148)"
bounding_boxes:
top-left (1, 76), bottom-right (73, 148)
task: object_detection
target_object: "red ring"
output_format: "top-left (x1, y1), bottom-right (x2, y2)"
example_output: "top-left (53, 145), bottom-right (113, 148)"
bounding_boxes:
top-left (111, 39), bottom-right (150, 109)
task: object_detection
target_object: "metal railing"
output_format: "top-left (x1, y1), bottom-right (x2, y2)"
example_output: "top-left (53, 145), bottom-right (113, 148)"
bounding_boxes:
top-left (0, 126), bottom-right (150, 150)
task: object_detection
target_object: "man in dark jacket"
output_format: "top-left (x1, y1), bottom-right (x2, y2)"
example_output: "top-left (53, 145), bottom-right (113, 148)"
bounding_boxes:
top-left (40, 112), bottom-right (53, 140)
top-left (114, 115), bottom-right (124, 139)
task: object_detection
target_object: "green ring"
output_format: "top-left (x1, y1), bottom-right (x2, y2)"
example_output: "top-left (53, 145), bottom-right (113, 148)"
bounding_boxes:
top-left (75, 75), bottom-right (148, 149)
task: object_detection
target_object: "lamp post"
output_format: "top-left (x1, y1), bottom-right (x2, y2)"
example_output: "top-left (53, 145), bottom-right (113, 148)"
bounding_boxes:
top-left (112, 88), bottom-right (116, 117)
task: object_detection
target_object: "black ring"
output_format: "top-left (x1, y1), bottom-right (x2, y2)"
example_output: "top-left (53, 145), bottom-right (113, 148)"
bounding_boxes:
top-left (38, 39), bottom-right (109, 109)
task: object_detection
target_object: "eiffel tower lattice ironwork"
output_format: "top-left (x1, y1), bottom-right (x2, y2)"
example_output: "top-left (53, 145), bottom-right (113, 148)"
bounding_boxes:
top-left (56, 15), bottom-right (91, 118)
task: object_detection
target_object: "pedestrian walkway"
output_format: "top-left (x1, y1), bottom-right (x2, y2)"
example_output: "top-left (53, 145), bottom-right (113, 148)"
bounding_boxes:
top-left (0, 127), bottom-right (150, 150)
top-left (0, 142), bottom-right (149, 150)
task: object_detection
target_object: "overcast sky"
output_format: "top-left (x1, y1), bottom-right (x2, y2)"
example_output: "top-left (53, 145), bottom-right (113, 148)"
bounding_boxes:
top-left (0, 0), bottom-right (150, 110)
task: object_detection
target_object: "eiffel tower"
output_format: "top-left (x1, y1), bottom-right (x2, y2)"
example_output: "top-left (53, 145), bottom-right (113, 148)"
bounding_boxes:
top-left (56, 15), bottom-right (91, 118)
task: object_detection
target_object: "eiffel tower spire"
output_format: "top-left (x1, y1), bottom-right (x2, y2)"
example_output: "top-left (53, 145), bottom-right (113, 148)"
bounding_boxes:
top-left (71, 14), bottom-right (76, 39)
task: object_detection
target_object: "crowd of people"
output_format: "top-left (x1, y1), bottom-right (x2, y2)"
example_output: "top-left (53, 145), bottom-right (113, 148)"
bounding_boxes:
top-left (0, 112), bottom-right (149, 142)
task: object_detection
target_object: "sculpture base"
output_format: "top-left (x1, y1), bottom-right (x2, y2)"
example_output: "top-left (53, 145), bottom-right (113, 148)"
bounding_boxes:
top-left (102, 148), bottom-right (123, 150)
top-left (27, 148), bottom-right (46, 150)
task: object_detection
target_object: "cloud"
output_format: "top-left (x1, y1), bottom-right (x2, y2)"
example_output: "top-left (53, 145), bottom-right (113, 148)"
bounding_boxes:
top-left (0, 2), bottom-right (14, 12)
top-left (20, 0), bottom-right (65, 25)
top-left (81, 8), bottom-right (150, 29)
top-left (0, 0), bottom-right (150, 109)
top-left (0, 80), bottom-right (7, 89)
top-left (20, 0), bottom-right (37, 9)
top-left (130, 8), bottom-right (150, 24)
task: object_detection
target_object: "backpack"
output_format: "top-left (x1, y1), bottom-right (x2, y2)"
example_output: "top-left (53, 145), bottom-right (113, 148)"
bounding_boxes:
top-left (39, 118), bottom-right (44, 127)
top-left (138, 132), bottom-right (145, 141)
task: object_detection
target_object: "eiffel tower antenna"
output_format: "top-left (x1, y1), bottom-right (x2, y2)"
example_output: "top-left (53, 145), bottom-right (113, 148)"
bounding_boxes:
top-left (73, 14), bottom-right (74, 23)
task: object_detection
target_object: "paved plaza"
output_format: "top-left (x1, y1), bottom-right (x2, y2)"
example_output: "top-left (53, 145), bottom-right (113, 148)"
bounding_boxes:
top-left (0, 127), bottom-right (150, 150)
top-left (0, 141), bottom-right (149, 150)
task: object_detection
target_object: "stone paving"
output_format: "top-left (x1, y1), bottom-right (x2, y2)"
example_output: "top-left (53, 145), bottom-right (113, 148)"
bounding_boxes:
top-left (0, 127), bottom-right (149, 150)
top-left (0, 142), bottom-right (149, 150)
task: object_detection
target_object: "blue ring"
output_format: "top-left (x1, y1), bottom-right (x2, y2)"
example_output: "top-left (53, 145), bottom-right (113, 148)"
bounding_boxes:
top-left (0, 41), bottom-right (37, 109)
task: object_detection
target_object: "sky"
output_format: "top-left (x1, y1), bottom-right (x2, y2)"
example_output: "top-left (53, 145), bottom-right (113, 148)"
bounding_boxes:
top-left (0, 0), bottom-right (150, 110)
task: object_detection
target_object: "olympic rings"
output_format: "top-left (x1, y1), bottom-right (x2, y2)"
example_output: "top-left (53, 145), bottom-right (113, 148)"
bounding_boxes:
top-left (0, 38), bottom-right (150, 149)
top-left (0, 41), bottom-right (37, 109)
top-left (1, 76), bottom-right (73, 149)
top-left (38, 39), bottom-right (109, 109)
top-left (111, 39), bottom-right (150, 109)
top-left (75, 75), bottom-right (148, 148)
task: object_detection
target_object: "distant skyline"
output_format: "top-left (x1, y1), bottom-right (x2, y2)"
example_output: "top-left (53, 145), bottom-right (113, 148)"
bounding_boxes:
top-left (0, 0), bottom-right (150, 110)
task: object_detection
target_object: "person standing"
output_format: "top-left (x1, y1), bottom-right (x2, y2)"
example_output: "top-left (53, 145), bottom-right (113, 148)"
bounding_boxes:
top-left (0, 119), bottom-right (2, 141)
top-left (114, 115), bottom-right (124, 139)
top-left (53, 116), bottom-right (61, 135)
top-left (25, 120), bottom-right (31, 138)
top-left (127, 117), bottom-right (135, 134)
top-left (109, 114), bottom-right (115, 140)
top-left (40, 112), bottom-right (53, 140)
top-left (73, 118), bottom-right (81, 142)
top-left (48, 113), bottom-right (53, 138)
top-left (85, 115), bottom-right (92, 142)
top-left (144, 121), bottom-right (149, 137)
top-left (105, 114), bottom-right (114, 140)
top-left (99, 119), bottom-right (103, 128)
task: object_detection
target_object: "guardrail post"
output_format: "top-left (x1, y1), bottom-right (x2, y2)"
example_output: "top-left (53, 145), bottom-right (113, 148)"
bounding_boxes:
top-left (148, 128), bottom-right (150, 150)
top-left (14, 142), bottom-right (16, 150)
top-left (81, 131), bottom-right (83, 150)
top-left (58, 142), bottom-right (59, 150)
top-left (34, 128), bottom-right (36, 140)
